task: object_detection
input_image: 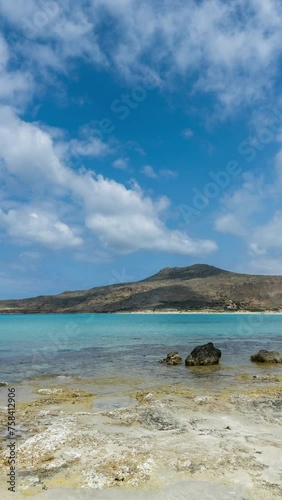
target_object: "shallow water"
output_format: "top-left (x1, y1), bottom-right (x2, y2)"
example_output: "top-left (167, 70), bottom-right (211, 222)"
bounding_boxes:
top-left (0, 313), bottom-right (282, 387)
top-left (38, 481), bottom-right (246, 499)
top-left (1, 314), bottom-right (281, 499)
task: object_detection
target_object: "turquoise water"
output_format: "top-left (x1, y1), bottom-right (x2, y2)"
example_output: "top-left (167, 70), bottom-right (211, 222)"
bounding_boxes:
top-left (0, 314), bottom-right (282, 384)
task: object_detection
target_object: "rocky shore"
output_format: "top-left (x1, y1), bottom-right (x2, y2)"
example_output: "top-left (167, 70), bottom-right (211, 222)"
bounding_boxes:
top-left (0, 371), bottom-right (281, 499)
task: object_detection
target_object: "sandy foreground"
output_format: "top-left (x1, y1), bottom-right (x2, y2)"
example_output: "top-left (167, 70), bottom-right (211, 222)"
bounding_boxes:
top-left (0, 371), bottom-right (282, 500)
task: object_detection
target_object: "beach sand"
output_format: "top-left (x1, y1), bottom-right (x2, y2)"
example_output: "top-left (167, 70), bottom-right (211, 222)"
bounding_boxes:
top-left (116, 310), bottom-right (282, 314)
top-left (0, 370), bottom-right (281, 499)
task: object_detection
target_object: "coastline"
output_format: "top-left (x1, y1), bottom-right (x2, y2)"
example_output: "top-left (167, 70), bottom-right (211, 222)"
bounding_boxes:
top-left (116, 310), bottom-right (282, 314)
top-left (1, 309), bottom-right (282, 315)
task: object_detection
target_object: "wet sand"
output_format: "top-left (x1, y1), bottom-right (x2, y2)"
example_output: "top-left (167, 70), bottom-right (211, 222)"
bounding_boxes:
top-left (0, 368), bottom-right (282, 499)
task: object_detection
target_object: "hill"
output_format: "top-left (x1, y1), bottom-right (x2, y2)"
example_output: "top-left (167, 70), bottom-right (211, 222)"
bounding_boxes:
top-left (143, 264), bottom-right (231, 281)
top-left (0, 264), bottom-right (282, 314)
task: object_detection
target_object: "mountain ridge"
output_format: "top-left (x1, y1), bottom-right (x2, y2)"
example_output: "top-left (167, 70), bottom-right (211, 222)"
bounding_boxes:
top-left (0, 264), bottom-right (282, 314)
top-left (142, 264), bottom-right (232, 281)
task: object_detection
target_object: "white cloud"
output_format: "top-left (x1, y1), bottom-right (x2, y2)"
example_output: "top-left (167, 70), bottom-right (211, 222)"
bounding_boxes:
top-left (249, 256), bottom-right (282, 275)
top-left (0, 207), bottom-right (82, 249)
top-left (248, 243), bottom-right (267, 257)
top-left (90, 0), bottom-right (282, 111)
top-left (140, 166), bottom-right (178, 180)
top-left (82, 178), bottom-right (216, 254)
top-left (2, 1), bottom-right (282, 113)
top-left (112, 158), bottom-right (129, 170)
top-left (85, 212), bottom-right (216, 255)
top-left (0, 34), bottom-right (10, 67)
top-left (0, 105), bottom-right (66, 188)
top-left (252, 212), bottom-right (282, 250)
top-left (159, 169), bottom-right (178, 179)
top-left (70, 137), bottom-right (110, 158)
top-left (0, 105), bottom-right (217, 256)
top-left (141, 165), bottom-right (158, 179)
top-left (215, 213), bottom-right (246, 236)
top-left (1, 1), bottom-right (106, 70)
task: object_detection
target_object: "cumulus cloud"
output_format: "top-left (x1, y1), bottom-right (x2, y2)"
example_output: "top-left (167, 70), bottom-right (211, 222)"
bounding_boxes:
top-left (85, 211), bottom-right (216, 255)
top-left (0, 105), bottom-right (66, 188)
top-left (0, 207), bottom-right (82, 249)
top-left (0, 105), bottom-right (216, 256)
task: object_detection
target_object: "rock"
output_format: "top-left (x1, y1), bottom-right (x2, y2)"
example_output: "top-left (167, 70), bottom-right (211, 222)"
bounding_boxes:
top-left (159, 352), bottom-right (182, 365)
top-left (35, 387), bottom-right (93, 398)
top-left (185, 342), bottom-right (221, 366)
top-left (104, 403), bottom-right (186, 431)
top-left (139, 405), bottom-right (185, 431)
top-left (0, 382), bottom-right (8, 387)
top-left (250, 350), bottom-right (282, 363)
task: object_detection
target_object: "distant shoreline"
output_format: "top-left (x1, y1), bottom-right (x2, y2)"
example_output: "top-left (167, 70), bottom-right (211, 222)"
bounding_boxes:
top-left (1, 310), bottom-right (282, 315)
top-left (116, 310), bottom-right (282, 314)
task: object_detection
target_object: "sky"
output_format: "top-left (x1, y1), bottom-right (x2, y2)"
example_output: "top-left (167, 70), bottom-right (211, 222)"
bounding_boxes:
top-left (1, 0), bottom-right (282, 298)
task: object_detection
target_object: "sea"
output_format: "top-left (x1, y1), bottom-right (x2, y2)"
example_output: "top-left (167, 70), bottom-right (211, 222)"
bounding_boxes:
top-left (0, 313), bottom-right (282, 388)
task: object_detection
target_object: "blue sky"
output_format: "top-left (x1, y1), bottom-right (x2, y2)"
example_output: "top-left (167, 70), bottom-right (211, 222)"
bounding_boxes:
top-left (1, 0), bottom-right (282, 298)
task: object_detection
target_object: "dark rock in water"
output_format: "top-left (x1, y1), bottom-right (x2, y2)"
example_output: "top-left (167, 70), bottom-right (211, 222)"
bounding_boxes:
top-left (159, 352), bottom-right (182, 365)
top-left (0, 381), bottom-right (8, 387)
top-left (250, 350), bottom-right (282, 363)
top-left (185, 342), bottom-right (221, 366)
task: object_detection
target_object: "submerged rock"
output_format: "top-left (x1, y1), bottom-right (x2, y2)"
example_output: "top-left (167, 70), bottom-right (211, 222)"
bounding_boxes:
top-left (185, 342), bottom-right (221, 366)
top-left (159, 352), bottom-right (182, 365)
top-left (35, 387), bottom-right (93, 398)
top-left (251, 350), bottom-right (282, 363)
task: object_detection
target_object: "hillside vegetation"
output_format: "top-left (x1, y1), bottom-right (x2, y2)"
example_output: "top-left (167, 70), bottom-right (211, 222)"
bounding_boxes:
top-left (0, 264), bottom-right (282, 314)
